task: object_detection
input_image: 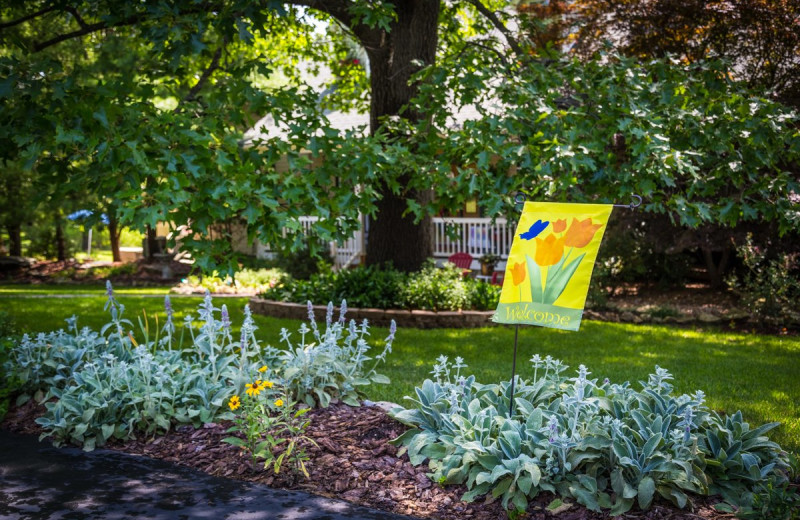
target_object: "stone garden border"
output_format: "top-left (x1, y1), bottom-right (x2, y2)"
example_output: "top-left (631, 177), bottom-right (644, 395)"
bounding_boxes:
top-left (249, 298), bottom-right (749, 330)
top-left (248, 298), bottom-right (496, 329)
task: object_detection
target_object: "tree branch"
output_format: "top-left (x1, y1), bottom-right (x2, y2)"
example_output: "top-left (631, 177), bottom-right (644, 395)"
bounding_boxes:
top-left (463, 0), bottom-right (525, 58)
top-left (0, 6), bottom-right (57, 30)
top-left (65, 7), bottom-right (90, 29)
top-left (29, 3), bottom-right (215, 53)
top-left (32, 13), bottom-right (146, 52)
top-left (175, 45), bottom-right (225, 111)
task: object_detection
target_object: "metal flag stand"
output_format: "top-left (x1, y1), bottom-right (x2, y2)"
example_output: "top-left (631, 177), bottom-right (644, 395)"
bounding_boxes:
top-left (506, 193), bottom-right (642, 417)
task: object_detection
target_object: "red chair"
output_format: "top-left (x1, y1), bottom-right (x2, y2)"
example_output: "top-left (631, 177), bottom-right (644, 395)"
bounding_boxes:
top-left (491, 271), bottom-right (504, 286)
top-left (447, 252), bottom-right (473, 277)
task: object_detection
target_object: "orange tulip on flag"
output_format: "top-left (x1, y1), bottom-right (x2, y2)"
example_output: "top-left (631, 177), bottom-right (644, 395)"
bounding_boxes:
top-left (563, 218), bottom-right (603, 248)
top-left (511, 261), bottom-right (526, 286)
top-left (552, 219), bottom-right (567, 233)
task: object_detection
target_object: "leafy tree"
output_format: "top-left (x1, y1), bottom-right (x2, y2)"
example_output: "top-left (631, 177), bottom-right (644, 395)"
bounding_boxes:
top-left (562, 0), bottom-right (800, 107)
top-left (1, 1), bottom-right (797, 278)
top-left (0, 161), bottom-right (36, 256)
top-left (405, 48), bottom-right (799, 284)
top-left (2, 0), bottom-right (514, 273)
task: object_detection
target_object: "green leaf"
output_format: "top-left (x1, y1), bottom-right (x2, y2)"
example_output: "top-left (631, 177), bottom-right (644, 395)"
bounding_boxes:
top-left (638, 476), bottom-right (656, 510)
top-left (642, 433), bottom-right (662, 460)
top-left (101, 423), bottom-right (115, 441)
top-left (461, 482), bottom-right (491, 502)
top-left (577, 474), bottom-right (597, 494)
top-left (525, 254), bottom-right (543, 303)
top-left (370, 373), bottom-right (391, 384)
top-left (223, 436), bottom-right (247, 448)
top-left (610, 497), bottom-right (635, 516)
top-left (611, 469), bottom-right (638, 499)
top-left (572, 486), bottom-right (601, 512)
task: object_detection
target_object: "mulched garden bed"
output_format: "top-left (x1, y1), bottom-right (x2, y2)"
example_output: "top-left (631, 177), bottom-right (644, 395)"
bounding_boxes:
top-left (1, 258), bottom-right (191, 285)
top-left (2, 399), bottom-right (729, 520)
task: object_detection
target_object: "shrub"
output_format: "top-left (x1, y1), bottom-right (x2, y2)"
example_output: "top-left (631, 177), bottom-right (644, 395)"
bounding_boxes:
top-left (261, 301), bottom-right (395, 408)
top-left (77, 262), bottom-right (139, 280)
top-left (400, 261), bottom-right (470, 311)
top-left (274, 241), bottom-right (333, 280)
top-left (465, 277), bottom-right (501, 311)
top-left (726, 234), bottom-right (800, 328)
top-left (391, 355), bottom-right (795, 515)
top-left (264, 264), bottom-right (406, 309)
top-left (262, 262), bottom-right (500, 312)
top-left (181, 267), bottom-right (288, 294)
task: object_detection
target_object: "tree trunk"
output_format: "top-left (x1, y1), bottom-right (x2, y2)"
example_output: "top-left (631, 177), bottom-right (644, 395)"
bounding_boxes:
top-left (701, 245), bottom-right (731, 288)
top-left (358, 0), bottom-right (440, 271)
top-left (145, 224), bottom-right (158, 262)
top-left (7, 223), bottom-right (22, 257)
top-left (54, 212), bottom-right (67, 261)
top-left (108, 211), bottom-right (122, 262)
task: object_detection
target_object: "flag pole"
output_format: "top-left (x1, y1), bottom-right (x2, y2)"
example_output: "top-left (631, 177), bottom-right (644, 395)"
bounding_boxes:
top-left (509, 324), bottom-right (519, 416)
top-left (507, 192), bottom-right (527, 418)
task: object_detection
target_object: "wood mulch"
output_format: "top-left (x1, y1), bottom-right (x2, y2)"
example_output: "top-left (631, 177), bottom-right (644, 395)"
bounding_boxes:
top-left (2, 399), bottom-right (729, 520)
top-left (1, 258), bottom-right (191, 285)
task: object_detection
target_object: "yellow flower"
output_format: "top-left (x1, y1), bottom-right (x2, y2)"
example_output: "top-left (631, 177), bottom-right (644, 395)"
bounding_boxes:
top-left (534, 233), bottom-right (565, 266)
top-left (228, 395), bottom-right (241, 411)
top-left (563, 218), bottom-right (603, 249)
top-left (258, 365), bottom-right (268, 373)
top-left (262, 380), bottom-right (274, 389)
top-left (274, 398), bottom-right (284, 407)
top-left (245, 381), bottom-right (263, 397)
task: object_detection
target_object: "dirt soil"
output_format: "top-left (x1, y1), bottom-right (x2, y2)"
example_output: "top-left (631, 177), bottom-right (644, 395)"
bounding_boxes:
top-left (3, 399), bottom-right (731, 520)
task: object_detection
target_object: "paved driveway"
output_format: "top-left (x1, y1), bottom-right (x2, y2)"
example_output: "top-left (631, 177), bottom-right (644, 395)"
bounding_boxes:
top-left (0, 429), bottom-right (416, 520)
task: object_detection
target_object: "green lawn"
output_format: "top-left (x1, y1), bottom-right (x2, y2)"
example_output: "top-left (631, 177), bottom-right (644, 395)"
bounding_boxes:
top-left (0, 284), bottom-right (174, 296)
top-left (2, 288), bottom-right (799, 454)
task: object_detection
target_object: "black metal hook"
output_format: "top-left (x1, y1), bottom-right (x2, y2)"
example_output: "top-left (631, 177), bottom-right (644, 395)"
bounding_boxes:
top-left (613, 194), bottom-right (642, 210)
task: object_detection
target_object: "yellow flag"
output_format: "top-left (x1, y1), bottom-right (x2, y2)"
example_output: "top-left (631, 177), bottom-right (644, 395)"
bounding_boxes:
top-left (493, 202), bottom-right (613, 331)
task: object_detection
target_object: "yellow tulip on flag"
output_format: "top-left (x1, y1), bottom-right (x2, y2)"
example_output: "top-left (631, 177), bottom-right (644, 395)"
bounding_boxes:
top-left (493, 202), bottom-right (613, 331)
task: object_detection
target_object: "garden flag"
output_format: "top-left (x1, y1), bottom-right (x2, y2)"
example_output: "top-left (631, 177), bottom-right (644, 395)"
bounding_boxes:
top-left (493, 202), bottom-right (613, 331)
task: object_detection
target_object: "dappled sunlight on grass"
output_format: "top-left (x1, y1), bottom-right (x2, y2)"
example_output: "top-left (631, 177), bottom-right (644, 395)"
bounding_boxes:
top-left (4, 289), bottom-right (799, 453)
top-left (0, 284), bottom-right (174, 295)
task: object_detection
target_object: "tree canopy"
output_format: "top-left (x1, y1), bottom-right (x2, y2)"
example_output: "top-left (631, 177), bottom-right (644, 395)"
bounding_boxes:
top-left (1, 1), bottom-right (798, 274)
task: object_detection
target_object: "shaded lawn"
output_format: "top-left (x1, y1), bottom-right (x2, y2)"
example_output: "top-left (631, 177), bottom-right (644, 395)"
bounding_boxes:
top-left (2, 291), bottom-right (798, 453)
top-left (0, 284), bottom-right (174, 296)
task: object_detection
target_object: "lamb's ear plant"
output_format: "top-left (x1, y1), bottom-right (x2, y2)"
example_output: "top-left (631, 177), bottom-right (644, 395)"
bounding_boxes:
top-left (3, 288), bottom-right (396, 454)
top-left (391, 355), bottom-right (795, 516)
top-left (4, 282), bottom-right (263, 450)
top-left (267, 301), bottom-right (395, 408)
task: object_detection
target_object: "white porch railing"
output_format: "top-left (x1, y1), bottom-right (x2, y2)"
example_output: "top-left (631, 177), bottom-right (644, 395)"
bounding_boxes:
top-left (257, 216), bottom-right (514, 270)
top-left (432, 217), bottom-right (514, 260)
top-left (298, 216), bottom-right (363, 269)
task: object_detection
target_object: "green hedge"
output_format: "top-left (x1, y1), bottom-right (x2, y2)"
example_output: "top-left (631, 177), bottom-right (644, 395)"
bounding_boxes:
top-left (261, 261), bottom-right (501, 311)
